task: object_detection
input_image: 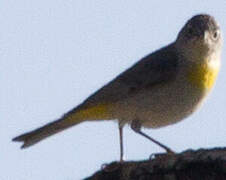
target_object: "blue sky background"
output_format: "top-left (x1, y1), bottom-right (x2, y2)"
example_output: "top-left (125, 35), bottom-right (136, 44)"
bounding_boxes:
top-left (2, 1), bottom-right (226, 179)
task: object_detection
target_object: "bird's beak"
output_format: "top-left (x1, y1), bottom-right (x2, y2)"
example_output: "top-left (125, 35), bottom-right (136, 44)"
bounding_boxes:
top-left (204, 30), bottom-right (210, 43)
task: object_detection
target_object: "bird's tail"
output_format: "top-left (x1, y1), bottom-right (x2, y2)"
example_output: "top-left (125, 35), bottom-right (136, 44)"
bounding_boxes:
top-left (13, 103), bottom-right (111, 148)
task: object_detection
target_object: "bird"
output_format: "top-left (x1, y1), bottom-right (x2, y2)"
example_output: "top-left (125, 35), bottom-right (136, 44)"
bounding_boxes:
top-left (13, 14), bottom-right (222, 162)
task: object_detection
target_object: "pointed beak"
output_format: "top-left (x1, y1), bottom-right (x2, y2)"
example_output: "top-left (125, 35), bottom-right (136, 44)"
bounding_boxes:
top-left (204, 30), bottom-right (210, 43)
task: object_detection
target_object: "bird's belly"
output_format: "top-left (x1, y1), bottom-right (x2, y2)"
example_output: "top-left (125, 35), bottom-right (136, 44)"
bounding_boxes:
top-left (115, 81), bottom-right (209, 128)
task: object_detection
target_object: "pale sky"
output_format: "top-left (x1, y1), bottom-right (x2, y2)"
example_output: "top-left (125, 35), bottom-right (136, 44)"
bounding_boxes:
top-left (2, 1), bottom-right (226, 179)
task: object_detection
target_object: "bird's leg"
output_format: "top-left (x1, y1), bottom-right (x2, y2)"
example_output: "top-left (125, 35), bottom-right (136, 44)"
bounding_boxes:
top-left (118, 123), bottom-right (124, 162)
top-left (131, 120), bottom-right (175, 154)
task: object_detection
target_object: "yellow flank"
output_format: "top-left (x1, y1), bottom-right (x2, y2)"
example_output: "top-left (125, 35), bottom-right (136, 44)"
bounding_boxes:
top-left (187, 61), bottom-right (219, 90)
top-left (76, 103), bottom-right (111, 120)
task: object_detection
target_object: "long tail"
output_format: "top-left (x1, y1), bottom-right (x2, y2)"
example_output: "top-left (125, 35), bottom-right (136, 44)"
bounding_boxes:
top-left (12, 108), bottom-right (86, 148)
top-left (13, 103), bottom-right (111, 148)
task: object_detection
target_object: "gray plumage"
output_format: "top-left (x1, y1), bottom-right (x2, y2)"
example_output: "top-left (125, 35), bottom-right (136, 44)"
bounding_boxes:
top-left (13, 14), bottom-right (222, 160)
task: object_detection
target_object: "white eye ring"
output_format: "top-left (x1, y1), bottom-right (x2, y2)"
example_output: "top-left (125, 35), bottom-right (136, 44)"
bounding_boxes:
top-left (213, 30), bottom-right (220, 40)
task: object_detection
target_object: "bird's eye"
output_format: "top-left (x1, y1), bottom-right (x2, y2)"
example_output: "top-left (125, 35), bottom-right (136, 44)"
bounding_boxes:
top-left (213, 30), bottom-right (219, 40)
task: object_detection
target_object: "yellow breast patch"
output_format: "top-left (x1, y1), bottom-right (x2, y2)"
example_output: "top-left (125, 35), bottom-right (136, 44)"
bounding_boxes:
top-left (187, 61), bottom-right (219, 90)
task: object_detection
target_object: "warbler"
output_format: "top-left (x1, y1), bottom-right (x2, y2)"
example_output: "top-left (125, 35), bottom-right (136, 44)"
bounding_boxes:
top-left (13, 14), bottom-right (222, 161)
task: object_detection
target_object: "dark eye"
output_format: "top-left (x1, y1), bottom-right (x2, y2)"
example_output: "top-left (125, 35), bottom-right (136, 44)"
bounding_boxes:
top-left (213, 30), bottom-right (219, 39)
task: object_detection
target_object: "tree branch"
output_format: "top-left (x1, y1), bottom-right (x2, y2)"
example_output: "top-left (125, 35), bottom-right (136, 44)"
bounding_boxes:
top-left (85, 147), bottom-right (226, 180)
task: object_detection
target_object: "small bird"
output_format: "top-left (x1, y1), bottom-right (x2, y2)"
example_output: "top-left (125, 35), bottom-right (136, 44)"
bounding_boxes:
top-left (13, 14), bottom-right (222, 162)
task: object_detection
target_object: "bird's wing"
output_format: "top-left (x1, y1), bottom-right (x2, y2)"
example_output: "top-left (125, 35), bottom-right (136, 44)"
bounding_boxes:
top-left (12, 43), bottom-right (179, 148)
top-left (79, 43), bottom-right (179, 108)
